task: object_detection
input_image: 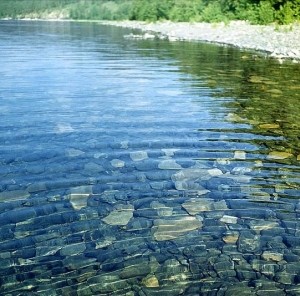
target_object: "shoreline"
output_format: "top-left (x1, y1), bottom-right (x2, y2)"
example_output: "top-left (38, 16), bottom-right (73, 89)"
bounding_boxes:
top-left (101, 20), bottom-right (300, 62)
top-left (2, 18), bottom-right (300, 62)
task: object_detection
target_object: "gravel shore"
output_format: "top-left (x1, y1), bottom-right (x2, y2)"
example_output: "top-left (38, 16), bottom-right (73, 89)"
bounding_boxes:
top-left (102, 20), bottom-right (300, 61)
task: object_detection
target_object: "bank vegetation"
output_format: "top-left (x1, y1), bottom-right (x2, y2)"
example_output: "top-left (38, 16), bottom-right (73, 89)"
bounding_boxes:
top-left (0, 0), bottom-right (299, 25)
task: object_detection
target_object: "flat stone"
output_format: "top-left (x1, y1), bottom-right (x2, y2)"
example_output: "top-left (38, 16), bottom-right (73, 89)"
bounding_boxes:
top-left (142, 275), bottom-right (159, 288)
top-left (174, 180), bottom-right (209, 192)
top-left (120, 264), bottom-right (151, 279)
top-left (130, 151), bottom-right (148, 161)
top-left (94, 152), bottom-right (107, 159)
top-left (172, 168), bottom-right (212, 182)
top-left (150, 201), bottom-right (173, 217)
top-left (102, 205), bottom-right (134, 226)
top-left (0, 189), bottom-right (30, 202)
top-left (225, 285), bottom-right (255, 296)
top-left (65, 148), bottom-right (85, 157)
top-left (267, 151), bottom-right (293, 160)
top-left (152, 216), bottom-right (202, 241)
top-left (162, 149), bottom-right (179, 157)
top-left (220, 215), bottom-right (238, 224)
top-left (249, 220), bottom-right (279, 231)
top-left (88, 275), bottom-right (127, 293)
top-left (182, 198), bottom-right (214, 215)
top-left (111, 159), bottom-right (125, 168)
top-left (225, 113), bottom-right (245, 123)
top-left (223, 233), bottom-right (239, 244)
top-left (60, 242), bottom-right (86, 256)
top-left (208, 168), bottom-right (223, 176)
top-left (234, 151), bottom-right (246, 160)
top-left (213, 200), bottom-right (228, 210)
top-left (68, 186), bottom-right (92, 210)
top-left (84, 162), bottom-right (104, 173)
top-left (27, 182), bottom-right (47, 193)
top-left (120, 141), bottom-right (129, 149)
top-left (259, 123), bottom-right (280, 129)
top-left (238, 232), bottom-right (261, 253)
top-left (261, 251), bottom-right (283, 262)
top-left (158, 159), bottom-right (182, 170)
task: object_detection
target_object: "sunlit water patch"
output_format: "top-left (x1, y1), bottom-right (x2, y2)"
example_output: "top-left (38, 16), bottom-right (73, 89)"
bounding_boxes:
top-left (0, 21), bottom-right (300, 296)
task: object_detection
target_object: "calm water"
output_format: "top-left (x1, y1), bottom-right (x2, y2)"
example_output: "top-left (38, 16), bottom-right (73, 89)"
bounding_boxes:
top-left (0, 21), bottom-right (300, 295)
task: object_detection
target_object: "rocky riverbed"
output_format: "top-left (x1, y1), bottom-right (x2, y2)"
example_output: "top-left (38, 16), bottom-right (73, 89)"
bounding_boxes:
top-left (102, 20), bottom-right (300, 62)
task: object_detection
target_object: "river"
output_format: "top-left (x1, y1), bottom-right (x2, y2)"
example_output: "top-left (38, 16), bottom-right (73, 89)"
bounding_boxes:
top-left (0, 20), bottom-right (300, 295)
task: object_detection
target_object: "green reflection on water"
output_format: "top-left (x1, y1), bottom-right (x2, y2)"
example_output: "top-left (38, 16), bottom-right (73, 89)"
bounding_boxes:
top-left (135, 39), bottom-right (300, 164)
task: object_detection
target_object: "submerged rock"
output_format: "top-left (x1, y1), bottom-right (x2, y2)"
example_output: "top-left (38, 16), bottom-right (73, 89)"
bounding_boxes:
top-left (234, 151), bottom-right (246, 160)
top-left (249, 220), bottom-right (279, 232)
top-left (267, 151), bottom-right (293, 160)
top-left (102, 205), bottom-right (134, 226)
top-left (182, 198), bottom-right (214, 214)
top-left (152, 216), bottom-right (202, 241)
top-left (261, 251), bottom-right (283, 262)
top-left (111, 159), bottom-right (125, 168)
top-left (142, 275), bottom-right (160, 288)
top-left (158, 159), bottom-right (182, 170)
top-left (130, 151), bottom-right (148, 161)
top-left (65, 148), bottom-right (85, 157)
top-left (68, 186), bottom-right (92, 210)
top-left (0, 189), bottom-right (30, 202)
top-left (220, 215), bottom-right (238, 224)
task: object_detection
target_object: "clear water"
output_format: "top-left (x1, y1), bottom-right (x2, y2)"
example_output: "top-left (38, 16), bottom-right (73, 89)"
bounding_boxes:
top-left (0, 21), bottom-right (300, 296)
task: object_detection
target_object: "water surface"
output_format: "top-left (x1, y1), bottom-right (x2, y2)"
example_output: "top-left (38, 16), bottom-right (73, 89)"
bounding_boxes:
top-left (0, 21), bottom-right (300, 295)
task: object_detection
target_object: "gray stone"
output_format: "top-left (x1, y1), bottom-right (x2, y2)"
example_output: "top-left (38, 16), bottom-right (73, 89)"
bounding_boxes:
top-left (150, 201), bottom-right (173, 217)
top-left (130, 151), bottom-right (148, 161)
top-left (68, 185), bottom-right (92, 210)
top-left (261, 251), bottom-right (283, 262)
top-left (84, 162), bottom-right (104, 173)
top-left (27, 182), bottom-right (47, 193)
top-left (172, 168), bottom-right (212, 182)
top-left (102, 205), bottom-right (134, 226)
top-left (87, 275), bottom-right (128, 293)
top-left (224, 285), bottom-right (255, 296)
top-left (142, 275), bottom-right (160, 288)
top-left (275, 271), bottom-right (294, 284)
top-left (182, 198), bottom-right (214, 215)
top-left (111, 159), bottom-right (125, 168)
top-left (0, 189), bottom-right (30, 202)
top-left (249, 220), bottom-right (279, 232)
top-left (60, 242), bottom-right (86, 256)
top-left (152, 216), bottom-right (202, 241)
top-left (120, 264), bottom-right (151, 279)
top-left (65, 148), bottom-right (85, 157)
top-left (238, 231), bottom-right (261, 253)
top-left (158, 159), bottom-right (182, 170)
top-left (220, 215), bottom-right (238, 224)
top-left (234, 150), bottom-right (246, 159)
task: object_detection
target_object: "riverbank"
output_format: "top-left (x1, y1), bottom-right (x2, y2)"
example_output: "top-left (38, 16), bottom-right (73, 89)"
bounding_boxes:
top-left (101, 20), bottom-right (300, 62)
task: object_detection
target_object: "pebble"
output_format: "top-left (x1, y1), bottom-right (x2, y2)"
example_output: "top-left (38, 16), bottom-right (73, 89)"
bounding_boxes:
top-left (105, 20), bottom-right (300, 61)
top-left (142, 275), bottom-right (160, 288)
top-left (267, 151), bottom-right (293, 160)
top-left (158, 159), bottom-right (182, 170)
top-left (152, 216), bottom-right (202, 241)
top-left (262, 251), bottom-right (283, 262)
top-left (234, 150), bottom-right (246, 160)
top-left (102, 205), bottom-right (134, 226)
top-left (220, 215), bottom-right (238, 224)
top-left (130, 151), bottom-right (148, 161)
top-left (111, 159), bottom-right (125, 168)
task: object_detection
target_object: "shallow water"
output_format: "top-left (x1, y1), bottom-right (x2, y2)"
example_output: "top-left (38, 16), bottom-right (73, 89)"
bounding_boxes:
top-left (0, 20), bottom-right (300, 295)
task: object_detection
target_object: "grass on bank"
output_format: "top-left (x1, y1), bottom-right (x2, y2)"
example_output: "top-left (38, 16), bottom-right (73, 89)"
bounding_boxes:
top-left (0, 0), bottom-right (299, 25)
